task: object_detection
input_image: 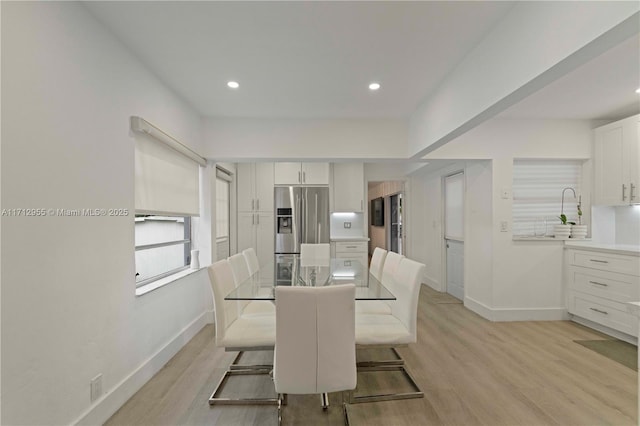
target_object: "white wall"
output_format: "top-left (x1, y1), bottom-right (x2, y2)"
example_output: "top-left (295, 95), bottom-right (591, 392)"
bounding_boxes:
top-left (203, 117), bottom-right (409, 160)
top-left (2, 3), bottom-right (211, 424)
top-left (409, 119), bottom-right (593, 320)
top-left (593, 205), bottom-right (640, 246)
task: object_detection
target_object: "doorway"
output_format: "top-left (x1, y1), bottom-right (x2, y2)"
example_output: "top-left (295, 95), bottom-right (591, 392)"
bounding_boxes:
top-left (389, 192), bottom-right (403, 255)
top-left (444, 172), bottom-right (464, 300)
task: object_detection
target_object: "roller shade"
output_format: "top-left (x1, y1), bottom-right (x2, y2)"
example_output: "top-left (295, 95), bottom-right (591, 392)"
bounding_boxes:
top-left (133, 122), bottom-right (201, 216)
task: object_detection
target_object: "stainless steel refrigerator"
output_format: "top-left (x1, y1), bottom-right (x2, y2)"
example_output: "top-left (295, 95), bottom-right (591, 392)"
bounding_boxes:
top-left (274, 186), bottom-right (329, 285)
top-left (275, 186), bottom-right (330, 255)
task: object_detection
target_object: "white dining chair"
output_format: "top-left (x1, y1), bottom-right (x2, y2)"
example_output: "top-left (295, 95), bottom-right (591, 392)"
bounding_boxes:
top-left (300, 243), bottom-right (330, 261)
top-left (381, 251), bottom-right (404, 291)
top-left (353, 257), bottom-right (425, 403)
top-left (274, 284), bottom-right (356, 425)
top-left (356, 250), bottom-right (401, 317)
top-left (369, 247), bottom-right (387, 281)
top-left (242, 247), bottom-right (260, 276)
top-left (229, 253), bottom-right (275, 317)
top-left (207, 259), bottom-right (277, 405)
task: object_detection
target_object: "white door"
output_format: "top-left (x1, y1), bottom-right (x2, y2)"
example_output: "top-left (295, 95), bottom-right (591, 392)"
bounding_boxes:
top-left (301, 162), bottom-right (330, 185)
top-left (444, 172), bottom-right (464, 301)
top-left (254, 162), bottom-right (274, 212)
top-left (274, 162), bottom-right (302, 185)
top-left (237, 212), bottom-right (255, 252)
top-left (255, 212), bottom-right (274, 266)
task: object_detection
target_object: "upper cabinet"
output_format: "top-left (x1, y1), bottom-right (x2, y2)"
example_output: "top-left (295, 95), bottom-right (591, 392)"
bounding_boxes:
top-left (237, 163), bottom-right (274, 212)
top-left (274, 162), bottom-right (329, 185)
top-left (594, 114), bottom-right (640, 205)
top-left (333, 163), bottom-right (365, 212)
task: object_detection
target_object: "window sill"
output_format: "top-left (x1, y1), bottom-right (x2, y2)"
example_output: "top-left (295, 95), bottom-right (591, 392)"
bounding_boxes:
top-left (135, 267), bottom-right (203, 297)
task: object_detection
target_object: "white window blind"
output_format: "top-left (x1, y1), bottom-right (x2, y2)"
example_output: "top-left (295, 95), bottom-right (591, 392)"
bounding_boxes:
top-left (134, 131), bottom-right (200, 216)
top-left (512, 159), bottom-right (582, 237)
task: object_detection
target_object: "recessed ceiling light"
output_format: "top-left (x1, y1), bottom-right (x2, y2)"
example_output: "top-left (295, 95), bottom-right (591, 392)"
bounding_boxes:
top-left (227, 81), bottom-right (239, 89)
top-left (369, 82), bottom-right (380, 91)
top-left (636, 87), bottom-right (640, 94)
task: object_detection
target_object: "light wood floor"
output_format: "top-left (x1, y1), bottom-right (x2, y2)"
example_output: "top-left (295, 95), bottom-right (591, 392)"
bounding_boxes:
top-left (106, 286), bottom-right (638, 425)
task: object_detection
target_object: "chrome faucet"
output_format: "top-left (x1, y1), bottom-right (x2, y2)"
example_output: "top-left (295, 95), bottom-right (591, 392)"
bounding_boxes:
top-left (561, 187), bottom-right (576, 217)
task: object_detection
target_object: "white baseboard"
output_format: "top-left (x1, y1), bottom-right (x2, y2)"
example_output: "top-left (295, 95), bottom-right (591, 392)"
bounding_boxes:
top-left (73, 311), bottom-right (211, 426)
top-left (422, 273), bottom-right (442, 292)
top-left (464, 296), bottom-right (568, 322)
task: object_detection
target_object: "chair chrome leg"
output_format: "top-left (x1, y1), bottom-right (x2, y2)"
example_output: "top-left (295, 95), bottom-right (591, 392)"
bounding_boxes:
top-left (209, 369), bottom-right (278, 405)
top-left (350, 365), bottom-right (424, 404)
top-left (277, 394), bottom-right (283, 426)
top-left (229, 350), bottom-right (274, 371)
top-left (356, 347), bottom-right (404, 367)
top-left (321, 392), bottom-right (329, 410)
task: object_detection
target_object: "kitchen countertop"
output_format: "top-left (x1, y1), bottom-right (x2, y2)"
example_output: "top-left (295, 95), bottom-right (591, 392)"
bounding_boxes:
top-left (330, 236), bottom-right (370, 242)
top-left (564, 241), bottom-right (640, 256)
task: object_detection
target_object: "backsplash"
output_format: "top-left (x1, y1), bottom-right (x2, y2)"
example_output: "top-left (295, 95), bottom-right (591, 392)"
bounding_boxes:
top-left (330, 212), bottom-right (365, 238)
top-left (592, 205), bottom-right (640, 245)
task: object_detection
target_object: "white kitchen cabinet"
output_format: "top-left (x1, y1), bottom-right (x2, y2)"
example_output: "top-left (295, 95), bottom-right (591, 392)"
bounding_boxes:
top-left (333, 163), bottom-right (365, 212)
top-left (237, 163), bottom-right (274, 212)
top-left (237, 212), bottom-right (274, 266)
top-left (594, 114), bottom-right (640, 205)
top-left (274, 162), bottom-right (329, 185)
top-left (332, 241), bottom-right (368, 270)
top-left (565, 247), bottom-right (639, 342)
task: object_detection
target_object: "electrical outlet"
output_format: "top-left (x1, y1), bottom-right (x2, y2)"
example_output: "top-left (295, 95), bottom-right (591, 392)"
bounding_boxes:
top-left (90, 374), bottom-right (103, 402)
top-left (343, 222), bottom-right (351, 228)
top-left (500, 221), bottom-right (509, 232)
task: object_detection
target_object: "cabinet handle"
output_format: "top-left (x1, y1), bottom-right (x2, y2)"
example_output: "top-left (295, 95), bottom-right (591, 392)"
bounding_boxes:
top-left (303, 171), bottom-right (306, 183)
top-left (589, 280), bottom-right (608, 287)
top-left (590, 259), bottom-right (609, 264)
top-left (256, 199), bottom-right (260, 210)
top-left (346, 246), bottom-right (357, 249)
top-left (252, 199), bottom-right (255, 210)
top-left (256, 214), bottom-right (259, 225)
top-left (631, 183), bottom-right (636, 201)
top-left (252, 214), bottom-right (255, 225)
top-left (298, 171), bottom-right (301, 183)
top-left (589, 307), bottom-right (608, 315)
top-left (622, 184), bottom-right (627, 201)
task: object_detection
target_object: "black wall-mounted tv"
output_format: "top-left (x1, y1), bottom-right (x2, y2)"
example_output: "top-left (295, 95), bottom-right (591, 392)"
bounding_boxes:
top-left (371, 197), bottom-right (384, 226)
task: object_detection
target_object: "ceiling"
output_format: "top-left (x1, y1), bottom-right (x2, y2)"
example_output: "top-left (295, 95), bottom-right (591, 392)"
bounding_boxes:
top-left (85, 1), bottom-right (638, 122)
top-left (85, 1), bottom-right (514, 118)
top-left (498, 34), bottom-right (640, 121)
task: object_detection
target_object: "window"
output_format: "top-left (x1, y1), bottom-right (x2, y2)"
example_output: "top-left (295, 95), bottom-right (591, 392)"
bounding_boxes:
top-left (135, 216), bottom-right (191, 285)
top-left (512, 159), bottom-right (583, 237)
top-left (132, 116), bottom-right (204, 287)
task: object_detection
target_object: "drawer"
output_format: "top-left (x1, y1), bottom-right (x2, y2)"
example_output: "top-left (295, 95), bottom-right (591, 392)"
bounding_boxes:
top-left (569, 291), bottom-right (638, 336)
top-left (335, 241), bottom-right (367, 253)
top-left (335, 252), bottom-right (368, 267)
top-left (568, 266), bottom-right (639, 303)
top-left (569, 250), bottom-right (640, 276)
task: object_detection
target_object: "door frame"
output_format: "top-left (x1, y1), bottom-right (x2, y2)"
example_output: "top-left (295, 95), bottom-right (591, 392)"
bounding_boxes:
top-left (442, 170), bottom-right (465, 297)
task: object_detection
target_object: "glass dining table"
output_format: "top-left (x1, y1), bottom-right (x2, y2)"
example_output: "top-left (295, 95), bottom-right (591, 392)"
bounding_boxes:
top-left (225, 257), bottom-right (396, 301)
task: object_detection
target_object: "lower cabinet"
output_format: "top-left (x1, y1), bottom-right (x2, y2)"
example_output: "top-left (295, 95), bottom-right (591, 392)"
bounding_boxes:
top-left (238, 212), bottom-right (274, 266)
top-left (565, 248), bottom-right (639, 341)
top-left (332, 241), bottom-right (368, 270)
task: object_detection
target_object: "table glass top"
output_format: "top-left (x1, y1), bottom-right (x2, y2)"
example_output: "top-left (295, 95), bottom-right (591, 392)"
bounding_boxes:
top-left (225, 257), bottom-right (395, 301)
